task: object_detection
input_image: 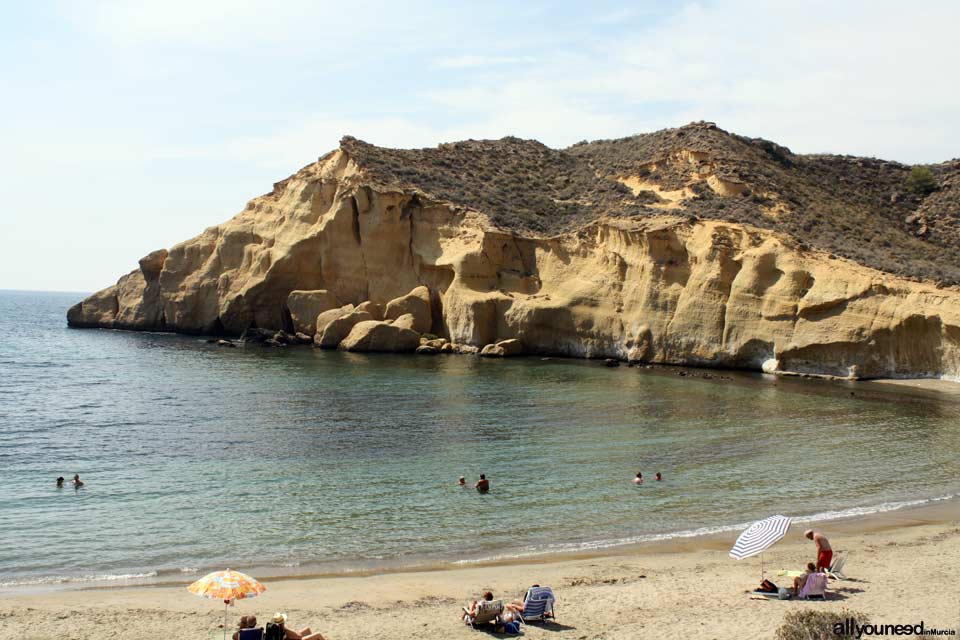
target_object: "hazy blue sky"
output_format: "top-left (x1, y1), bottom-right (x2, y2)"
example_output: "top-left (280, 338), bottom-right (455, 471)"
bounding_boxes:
top-left (2, 1), bottom-right (958, 292)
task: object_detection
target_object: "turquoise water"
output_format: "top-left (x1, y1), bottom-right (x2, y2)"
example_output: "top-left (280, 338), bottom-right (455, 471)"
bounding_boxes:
top-left (1, 290), bottom-right (959, 589)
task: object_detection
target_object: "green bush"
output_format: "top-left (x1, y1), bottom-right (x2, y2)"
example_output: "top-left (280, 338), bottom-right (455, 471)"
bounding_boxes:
top-left (775, 608), bottom-right (869, 640)
top-left (905, 166), bottom-right (937, 195)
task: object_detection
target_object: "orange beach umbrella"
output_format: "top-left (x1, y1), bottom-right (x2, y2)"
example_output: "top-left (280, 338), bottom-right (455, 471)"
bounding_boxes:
top-left (188, 568), bottom-right (265, 640)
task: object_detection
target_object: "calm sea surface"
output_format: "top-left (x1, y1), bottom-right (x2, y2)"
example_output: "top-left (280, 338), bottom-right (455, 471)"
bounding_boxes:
top-left (1, 290), bottom-right (959, 589)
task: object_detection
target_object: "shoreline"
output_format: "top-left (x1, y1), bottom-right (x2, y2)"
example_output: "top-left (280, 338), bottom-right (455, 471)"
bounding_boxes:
top-left (2, 499), bottom-right (957, 639)
top-left (67, 325), bottom-right (960, 390)
top-left (4, 493), bottom-right (957, 598)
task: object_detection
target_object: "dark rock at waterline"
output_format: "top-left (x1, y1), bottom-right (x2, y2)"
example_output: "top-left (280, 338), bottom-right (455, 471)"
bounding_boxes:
top-left (240, 327), bottom-right (276, 344)
top-left (604, 358), bottom-right (620, 367)
top-left (416, 344), bottom-right (440, 355)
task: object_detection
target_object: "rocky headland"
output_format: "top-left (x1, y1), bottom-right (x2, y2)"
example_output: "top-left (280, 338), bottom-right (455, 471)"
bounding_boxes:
top-left (68, 122), bottom-right (960, 379)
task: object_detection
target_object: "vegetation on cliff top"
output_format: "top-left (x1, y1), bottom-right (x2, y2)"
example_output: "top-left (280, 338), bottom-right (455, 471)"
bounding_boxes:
top-left (340, 123), bottom-right (960, 285)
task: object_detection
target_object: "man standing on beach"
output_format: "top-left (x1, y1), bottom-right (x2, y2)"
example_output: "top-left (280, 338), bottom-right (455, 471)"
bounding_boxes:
top-left (805, 529), bottom-right (832, 571)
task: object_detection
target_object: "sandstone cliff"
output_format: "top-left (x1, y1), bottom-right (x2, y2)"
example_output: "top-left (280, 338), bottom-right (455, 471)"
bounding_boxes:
top-left (68, 123), bottom-right (960, 379)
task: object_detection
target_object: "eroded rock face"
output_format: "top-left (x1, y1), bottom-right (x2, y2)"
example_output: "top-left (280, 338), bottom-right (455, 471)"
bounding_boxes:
top-left (68, 145), bottom-right (960, 379)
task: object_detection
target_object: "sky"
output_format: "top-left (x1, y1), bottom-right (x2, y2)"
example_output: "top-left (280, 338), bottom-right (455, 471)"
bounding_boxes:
top-left (1, 1), bottom-right (959, 292)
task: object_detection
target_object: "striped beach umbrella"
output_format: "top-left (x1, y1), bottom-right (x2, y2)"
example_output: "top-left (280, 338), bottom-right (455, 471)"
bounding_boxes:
top-left (188, 568), bottom-right (265, 640)
top-left (729, 515), bottom-right (792, 579)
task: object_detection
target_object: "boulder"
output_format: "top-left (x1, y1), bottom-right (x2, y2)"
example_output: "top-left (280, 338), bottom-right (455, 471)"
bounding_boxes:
top-left (604, 358), bottom-right (620, 367)
top-left (441, 342), bottom-right (455, 353)
top-left (316, 309), bottom-right (372, 349)
top-left (480, 344), bottom-right (506, 357)
top-left (355, 301), bottom-right (384, 320)
top-left (384, 286), bottom-right (432, 333)
top-left (340, 320), bottom-right (421, 353)
top-left (314, 304), bottom-right (355, 338)
top-left (286, 290), bottom-right (339, 335)
top-left (392, 313), bottom-right (419, 332)
top-left (495, 339), bottom-right (522, 356)
top-left (416, 344), bottom-right (440, 355)
top-left (293, 332), bottom-right (313, 344)
top-left (457, 345), bottom-right (480, 355)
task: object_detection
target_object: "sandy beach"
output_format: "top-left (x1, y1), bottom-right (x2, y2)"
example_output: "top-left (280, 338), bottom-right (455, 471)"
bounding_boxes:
top-left (3, 501), bottom-right (958, 640)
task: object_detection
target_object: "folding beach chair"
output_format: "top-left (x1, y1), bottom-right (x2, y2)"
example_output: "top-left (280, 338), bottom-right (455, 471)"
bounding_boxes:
top-left (826, 551), bottom-right (848, 580)
top-left (519, 586), bottom-right (556, 624)
top-left (797, 572), bottom-right (828, 600)
top-left (462, 599), bottom-right (503, 629)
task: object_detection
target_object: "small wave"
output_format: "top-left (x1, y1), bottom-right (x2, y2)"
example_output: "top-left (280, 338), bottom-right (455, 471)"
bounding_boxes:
top-left (791, 493), bottom-right (956, 524)
top-left (0, 571), bottom-right (158, 588)
top-left (455, 493), bottom-right (957, 565)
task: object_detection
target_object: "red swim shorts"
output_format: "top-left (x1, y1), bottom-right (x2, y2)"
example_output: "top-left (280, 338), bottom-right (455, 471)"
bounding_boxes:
top-left (817, 549), bottom-right (833, 571)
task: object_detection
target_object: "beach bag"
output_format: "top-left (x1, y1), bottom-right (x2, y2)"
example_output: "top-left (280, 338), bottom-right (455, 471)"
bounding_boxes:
top-left (758, 579), bottom-right (778, 593)
top-left (264, 622), bottom-right (284, 640)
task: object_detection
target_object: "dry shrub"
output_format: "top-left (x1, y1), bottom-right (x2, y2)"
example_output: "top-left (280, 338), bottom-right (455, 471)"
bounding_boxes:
top-left (775, 608), bottom-right (869, 640)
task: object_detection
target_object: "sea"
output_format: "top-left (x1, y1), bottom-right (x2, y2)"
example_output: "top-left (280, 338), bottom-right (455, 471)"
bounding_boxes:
top-left (1, 289), bottom-right (959, 590)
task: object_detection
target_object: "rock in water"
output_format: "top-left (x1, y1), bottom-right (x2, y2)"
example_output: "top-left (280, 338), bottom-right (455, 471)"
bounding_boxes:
top-left (339, 321), bottom-right (420, 352)
top-left (384, 286), bottom-right (433, 334)
top-left (415, 344), bottom-right (440, 355)
top-left (240, 328), bottom-right (276, 344)
top-left (316, 310), bottom-right (372, 349)
top-left (286, 290), bottom-right (339, 335)
top-left (480, 344), bottom-right (506, 358)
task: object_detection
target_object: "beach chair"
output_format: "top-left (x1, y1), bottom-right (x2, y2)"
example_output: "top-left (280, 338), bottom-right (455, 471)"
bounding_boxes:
top-left (462, 599), bottom-right (504, 628)
top-left (238, 629), bottom-right (264, 640)
top-left (797, 572), bottom-right (828, 600)
top-left (519, 586), bottom-right (556, 624)
top-left (826, 551), bottom-right (848, 580)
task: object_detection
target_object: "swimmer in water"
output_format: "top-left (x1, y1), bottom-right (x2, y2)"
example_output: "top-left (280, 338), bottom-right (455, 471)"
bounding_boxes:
top-left (655, 472), bottom-right (662, 481)
top-left (633, 472), bottom-right (643, 484)
top-left (56, 476), bottom-right (64, 488)
top-left (475, 474), bottom-right (489, 493)
top-left (457, 476), bottom-right (466, 486)
top-left (72, 474), bottom-right (84, 488)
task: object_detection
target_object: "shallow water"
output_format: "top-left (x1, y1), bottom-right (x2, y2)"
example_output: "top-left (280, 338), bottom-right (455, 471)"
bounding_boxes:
top-left (1, 290), bottom-right (958, 588)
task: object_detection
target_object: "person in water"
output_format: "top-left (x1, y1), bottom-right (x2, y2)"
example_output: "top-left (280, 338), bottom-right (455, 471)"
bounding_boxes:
top-left (633, 472), bottom-right (643, 484)
top-left (655, 472), bottom-right (662, 481)
top-left (457, 476), bottom-right (466, 486)
top-left (56, 477), bottom-right (64, 488)
top-left (805, 529), bottom-right (833, 571)
top-left (475, 474), bottom-right (490, 493)
top-left (72, 474), bottom-right (84, 488)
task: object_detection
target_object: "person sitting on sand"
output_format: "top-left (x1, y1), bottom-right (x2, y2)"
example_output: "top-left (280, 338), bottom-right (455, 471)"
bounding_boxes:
top-left (475, 474), bottom-right (490, 493)
top-left (265, 612), bottom-right (324, 640)
top-left (232, 615), bottom-right (259, 640)
top-left (72, 474), bottom-right (84, 488)
top-left (457, 476), bottom-right (466, 486)
top-left (56, 476), bottom-right (64, 488)
top-left (462, 591), bottom-right (495, 621)
top-left (655, 472), bottom-right (662, 481)
top-left (792, 562), bottom-right (817, 596)
top-left (633, 472), bottom-right (643, 484)
top-left (805, 529), bottom-right (832, 571)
